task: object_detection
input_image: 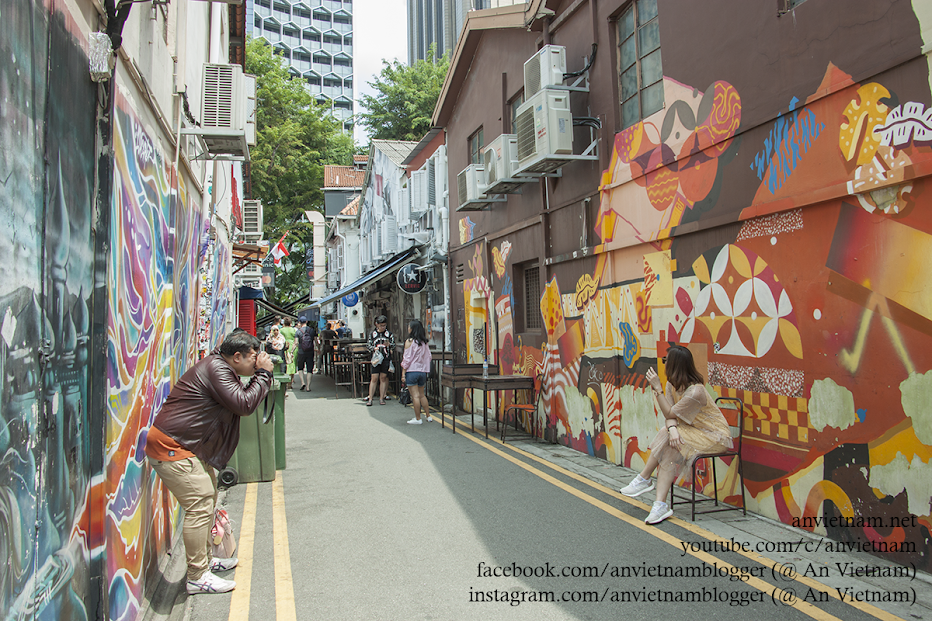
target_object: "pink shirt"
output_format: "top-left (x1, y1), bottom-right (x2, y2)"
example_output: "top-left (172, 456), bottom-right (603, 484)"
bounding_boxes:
top-left (401, 340), bottom-right (432, 373)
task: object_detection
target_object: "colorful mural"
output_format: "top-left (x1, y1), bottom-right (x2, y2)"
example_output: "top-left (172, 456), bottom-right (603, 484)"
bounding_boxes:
top-left (481, 55), bottom-right (932, 572)
top-left (0, 1), bottom-right (101, 618)
top-left (106, 97), bottom-right (205, 620)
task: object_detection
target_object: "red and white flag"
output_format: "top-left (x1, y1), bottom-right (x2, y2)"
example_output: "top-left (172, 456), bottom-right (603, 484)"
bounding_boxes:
top-left (270, 233), bottom-right (290, 266)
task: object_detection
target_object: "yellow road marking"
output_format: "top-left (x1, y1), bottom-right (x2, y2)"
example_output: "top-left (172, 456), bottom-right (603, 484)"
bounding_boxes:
top-left (441, 411), bottom-right (902, 621)
top-left (273, 472), bottom-right (297, 621)
top-left (229, 483), bottom-right (258, 621)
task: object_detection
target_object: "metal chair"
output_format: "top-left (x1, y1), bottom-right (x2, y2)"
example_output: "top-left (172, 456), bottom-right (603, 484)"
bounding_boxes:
top-left (332, 345), bottom-right (356, 398)
top-left (501, 372), bottom-right (544, 444)
top-left (669, 396), bottom-right (747, 521)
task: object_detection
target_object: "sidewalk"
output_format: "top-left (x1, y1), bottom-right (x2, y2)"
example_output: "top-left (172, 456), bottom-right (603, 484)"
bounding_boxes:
top-left (139, 374), bottom-right (932, 621)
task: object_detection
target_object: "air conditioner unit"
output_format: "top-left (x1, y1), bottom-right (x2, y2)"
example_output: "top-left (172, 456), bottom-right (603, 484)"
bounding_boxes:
top-left (183, 63), bottom-right (252, 159)
top-left (524, 45), bottom-right (566, 97)
top-left (327, 272), bottom-right (338, 288)
top-left (242, 199), bottom-right (263, 241)
top-left (457, 164), bottom-right (487, 211)
top-left (410, 170), bottom-right (428, 217)
top-left (513, 88), bottom-right (574, 176)
top-left (482, 134), bottom-right (525, 194)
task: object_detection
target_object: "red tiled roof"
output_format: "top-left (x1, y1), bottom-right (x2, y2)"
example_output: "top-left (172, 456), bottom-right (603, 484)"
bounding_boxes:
top-left (340, 195), bottom-right (360, 216)
top-left (324, 165), bottom-right (365, 188)
top-left (353, 154), bottom-right (369, 164)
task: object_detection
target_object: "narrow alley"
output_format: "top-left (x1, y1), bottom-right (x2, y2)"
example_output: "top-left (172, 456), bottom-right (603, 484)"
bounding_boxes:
top-left (142, 376), bottom-right (932, 621)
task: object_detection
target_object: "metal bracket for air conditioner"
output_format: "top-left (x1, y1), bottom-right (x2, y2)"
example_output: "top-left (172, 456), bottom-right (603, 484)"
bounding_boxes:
top-left (455, 195), bottom-right (508, 212)
top-left (548, 72), bottom-right (590, 94)
top-left (553, 135), bottom-right (599, 163)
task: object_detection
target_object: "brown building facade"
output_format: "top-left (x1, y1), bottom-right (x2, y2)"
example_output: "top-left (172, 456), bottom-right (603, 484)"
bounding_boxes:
top-left (436, 0), bottom-right (932, 570)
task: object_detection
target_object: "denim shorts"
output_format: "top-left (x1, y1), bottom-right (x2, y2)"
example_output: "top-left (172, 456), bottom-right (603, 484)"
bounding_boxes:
top-left (405, 371), bottom-right (427, 387)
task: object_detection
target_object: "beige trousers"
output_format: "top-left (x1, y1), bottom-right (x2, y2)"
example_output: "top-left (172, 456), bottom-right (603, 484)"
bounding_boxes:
top-left (150, 456), bottom-right (218, 581)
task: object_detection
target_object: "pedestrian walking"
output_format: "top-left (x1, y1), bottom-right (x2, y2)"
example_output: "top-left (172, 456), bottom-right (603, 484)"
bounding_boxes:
top-left (365, 315), bottom-right (395, 406)
top-left (145, 330), bottom-right (274, 594)
top-left (279, 317), bottom-right (297, 380)
top-left (294, 316), bottom-right (316, 391)
top-left (619, 344), bottom-right (733, 524)
top-left (401, 319), bottom-right (432, 424)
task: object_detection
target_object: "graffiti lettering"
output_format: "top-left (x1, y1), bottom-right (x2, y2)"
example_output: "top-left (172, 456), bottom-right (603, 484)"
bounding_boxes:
top-left (132, 119), bottom-right (156, 166)
top-left (751, 97), bottom-right (825, 193)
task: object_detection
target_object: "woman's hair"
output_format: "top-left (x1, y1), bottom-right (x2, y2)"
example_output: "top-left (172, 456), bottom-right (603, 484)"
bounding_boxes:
top-left (375, 315), bottom-right (387, 325)
top-left (408, 319), bottom-right (428, 346)
top-left (665, 345), bottom-right (705, 390)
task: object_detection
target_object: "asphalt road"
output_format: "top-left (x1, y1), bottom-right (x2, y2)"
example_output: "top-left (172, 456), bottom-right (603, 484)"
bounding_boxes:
top-left (184, 376), bottom-right (919, 621)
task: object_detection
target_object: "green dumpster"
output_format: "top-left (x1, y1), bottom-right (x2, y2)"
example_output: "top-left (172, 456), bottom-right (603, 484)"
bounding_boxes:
top-left (222, 373), bottom-right (288, 484)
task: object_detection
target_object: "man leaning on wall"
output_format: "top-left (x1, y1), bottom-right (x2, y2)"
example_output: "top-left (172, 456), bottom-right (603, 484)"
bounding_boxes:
top-left (145, 329), bottom-right (274, 594)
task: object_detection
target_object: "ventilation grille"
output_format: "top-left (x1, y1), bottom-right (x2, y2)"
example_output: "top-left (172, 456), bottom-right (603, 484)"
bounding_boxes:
top-left (243, 200), bottom-right (261, 234)
top-left (203, 64), bottom-right (235, 129)
top-left (515, 107), bottom-right (537, 161)
top-left (427, 159), bottom-right (436, 206)
top-left (455, 263), bottom-right (465, 284)
top-left (525, 58), bottom-right (541, 97)
top-left (457, 169), bottom-right (468, 206)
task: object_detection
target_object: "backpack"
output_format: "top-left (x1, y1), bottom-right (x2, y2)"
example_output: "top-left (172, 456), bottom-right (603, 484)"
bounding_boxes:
top-left (298, 326), bottom-right (316, 352)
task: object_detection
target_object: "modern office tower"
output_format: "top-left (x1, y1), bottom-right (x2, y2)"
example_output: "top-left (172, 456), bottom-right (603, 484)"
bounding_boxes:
top-left (247, 0), bottom-right (354, 132)
top-left (407, 0), bottom-right (522, 65)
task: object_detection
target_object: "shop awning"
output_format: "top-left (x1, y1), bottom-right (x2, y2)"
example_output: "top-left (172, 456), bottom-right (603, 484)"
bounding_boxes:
top-left (311, 246), bottom-right (422, 308)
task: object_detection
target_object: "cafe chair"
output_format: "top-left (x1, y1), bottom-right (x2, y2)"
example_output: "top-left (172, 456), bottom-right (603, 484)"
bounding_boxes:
top-left (332, 346), bottom-right (356, 399)
top-left (351, 344), bottom-right (372, 397)
top-left (501, 372), bottom-right (544, 444)
top-left (669, 396), bottom-right (747, 521)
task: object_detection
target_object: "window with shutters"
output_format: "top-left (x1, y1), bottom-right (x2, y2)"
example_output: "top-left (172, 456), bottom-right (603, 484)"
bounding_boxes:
top-left (513, 261), bottom-right (542, 334)
top-left (617, 0), bottom-right (663, 130)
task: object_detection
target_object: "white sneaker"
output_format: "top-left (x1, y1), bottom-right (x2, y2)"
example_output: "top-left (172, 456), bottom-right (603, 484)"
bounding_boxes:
top-left (645, 501), bottom-right (673, 525)
top-left (187, 570), bottom-right (236, 594)
top-left (620, 476), bottom-right (654, 497)
top-left (407, 418), bottom-right (423, 425)
top-left (210, 557), bottom-right (238, 572)
top-left (426, 415), bottom-right (433, 422)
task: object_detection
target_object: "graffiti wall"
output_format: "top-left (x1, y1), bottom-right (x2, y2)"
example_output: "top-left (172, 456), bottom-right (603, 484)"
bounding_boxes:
top-left (475, 2), bottom-right (932, 572)
top-left (106, 94), bottom-right (207, 620)
top-left (0, 0), bottom-right (103, 618)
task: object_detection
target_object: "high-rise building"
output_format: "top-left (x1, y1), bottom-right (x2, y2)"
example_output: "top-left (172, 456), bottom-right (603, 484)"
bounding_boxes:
top-left (247, 0), bottom-right (354, 132)
top-left (407, 0), bottom-right (522, 65)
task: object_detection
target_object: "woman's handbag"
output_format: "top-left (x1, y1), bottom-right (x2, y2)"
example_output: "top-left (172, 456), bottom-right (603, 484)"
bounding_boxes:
top-left (211, 508), bottom-right (237, 560)
top-left (399, 386), bottom-right (412, 406)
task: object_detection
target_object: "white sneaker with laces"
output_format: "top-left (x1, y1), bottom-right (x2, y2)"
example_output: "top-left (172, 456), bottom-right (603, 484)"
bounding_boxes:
top-left (645, 501), bottom-right (673, 525)
top-left (187, 570), bottom-right (236, 594)
top-left (210, 557), bottom-right (238, 572)
top-left (619, 476), bottom-right (654, 497)
top-left (407, 418), bottom-right (423, 425)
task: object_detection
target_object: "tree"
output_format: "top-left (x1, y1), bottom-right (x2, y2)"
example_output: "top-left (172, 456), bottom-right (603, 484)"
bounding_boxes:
top-left (245, 37), bottom-right (354, 306)
top-left (358, 46), bottom-right (450, 142)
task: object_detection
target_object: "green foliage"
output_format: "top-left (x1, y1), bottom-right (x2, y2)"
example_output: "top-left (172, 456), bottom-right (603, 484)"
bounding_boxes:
top-left (245, 37), bottom-right (354, 306)
top-left (358, 45), bottom-right (450, 142)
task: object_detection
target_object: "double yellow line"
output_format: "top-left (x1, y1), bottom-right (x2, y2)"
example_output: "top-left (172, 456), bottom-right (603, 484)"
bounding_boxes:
top-left (226, 409), bottom-right (904, 621)
top-left (443, 411), bottom-right (903, 621)
top-left (227, 473), bottom-right (297, 621)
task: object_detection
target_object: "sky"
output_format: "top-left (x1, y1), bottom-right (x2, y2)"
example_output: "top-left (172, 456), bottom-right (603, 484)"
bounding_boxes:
top-left (353, 0), bottom-right (409, 145)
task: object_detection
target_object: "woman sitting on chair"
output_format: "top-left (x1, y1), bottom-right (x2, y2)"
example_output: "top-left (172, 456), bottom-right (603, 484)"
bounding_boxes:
top-left (619, 345), bottom-right (733, 525)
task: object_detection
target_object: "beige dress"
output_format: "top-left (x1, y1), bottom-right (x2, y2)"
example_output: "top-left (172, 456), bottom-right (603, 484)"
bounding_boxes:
top-left (648, 383), bottom-right (733, 484)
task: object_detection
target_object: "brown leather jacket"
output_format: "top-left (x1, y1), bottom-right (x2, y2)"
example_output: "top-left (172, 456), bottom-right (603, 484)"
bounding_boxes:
top-left (152, 352), bottom-right (273, 469)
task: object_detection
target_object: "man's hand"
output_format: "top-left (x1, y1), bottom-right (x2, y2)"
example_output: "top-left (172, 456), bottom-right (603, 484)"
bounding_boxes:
top-left (256, 351), bottom-right (274, 373)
